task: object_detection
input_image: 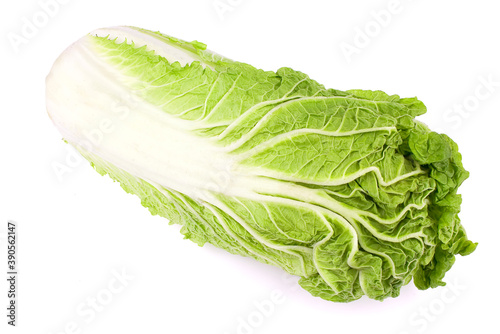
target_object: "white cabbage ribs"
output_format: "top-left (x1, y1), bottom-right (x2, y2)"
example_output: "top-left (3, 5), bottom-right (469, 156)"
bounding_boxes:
top-left (46, 26), bottom-right (476, 302)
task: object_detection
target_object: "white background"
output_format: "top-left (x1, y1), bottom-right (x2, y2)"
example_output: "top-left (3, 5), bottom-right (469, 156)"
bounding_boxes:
top-left (1, 0), bottom-right (499, 333)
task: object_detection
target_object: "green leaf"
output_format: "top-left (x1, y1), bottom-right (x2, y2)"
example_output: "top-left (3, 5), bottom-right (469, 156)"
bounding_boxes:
top-left (46, 26), bottom-right (476, 302)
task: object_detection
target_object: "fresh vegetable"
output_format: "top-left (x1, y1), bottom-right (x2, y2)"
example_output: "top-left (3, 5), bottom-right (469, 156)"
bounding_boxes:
top-left (46, 26), bottom-right (476, 302)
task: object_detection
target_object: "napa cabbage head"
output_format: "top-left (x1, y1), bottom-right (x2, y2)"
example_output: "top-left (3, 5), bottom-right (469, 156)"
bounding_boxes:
top-left (46, 26), bottom-right (476, 302)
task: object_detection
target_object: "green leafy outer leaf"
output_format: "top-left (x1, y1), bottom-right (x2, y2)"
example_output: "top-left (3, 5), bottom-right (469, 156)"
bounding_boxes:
top-left (46, 26), bottom-right (476, 302)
